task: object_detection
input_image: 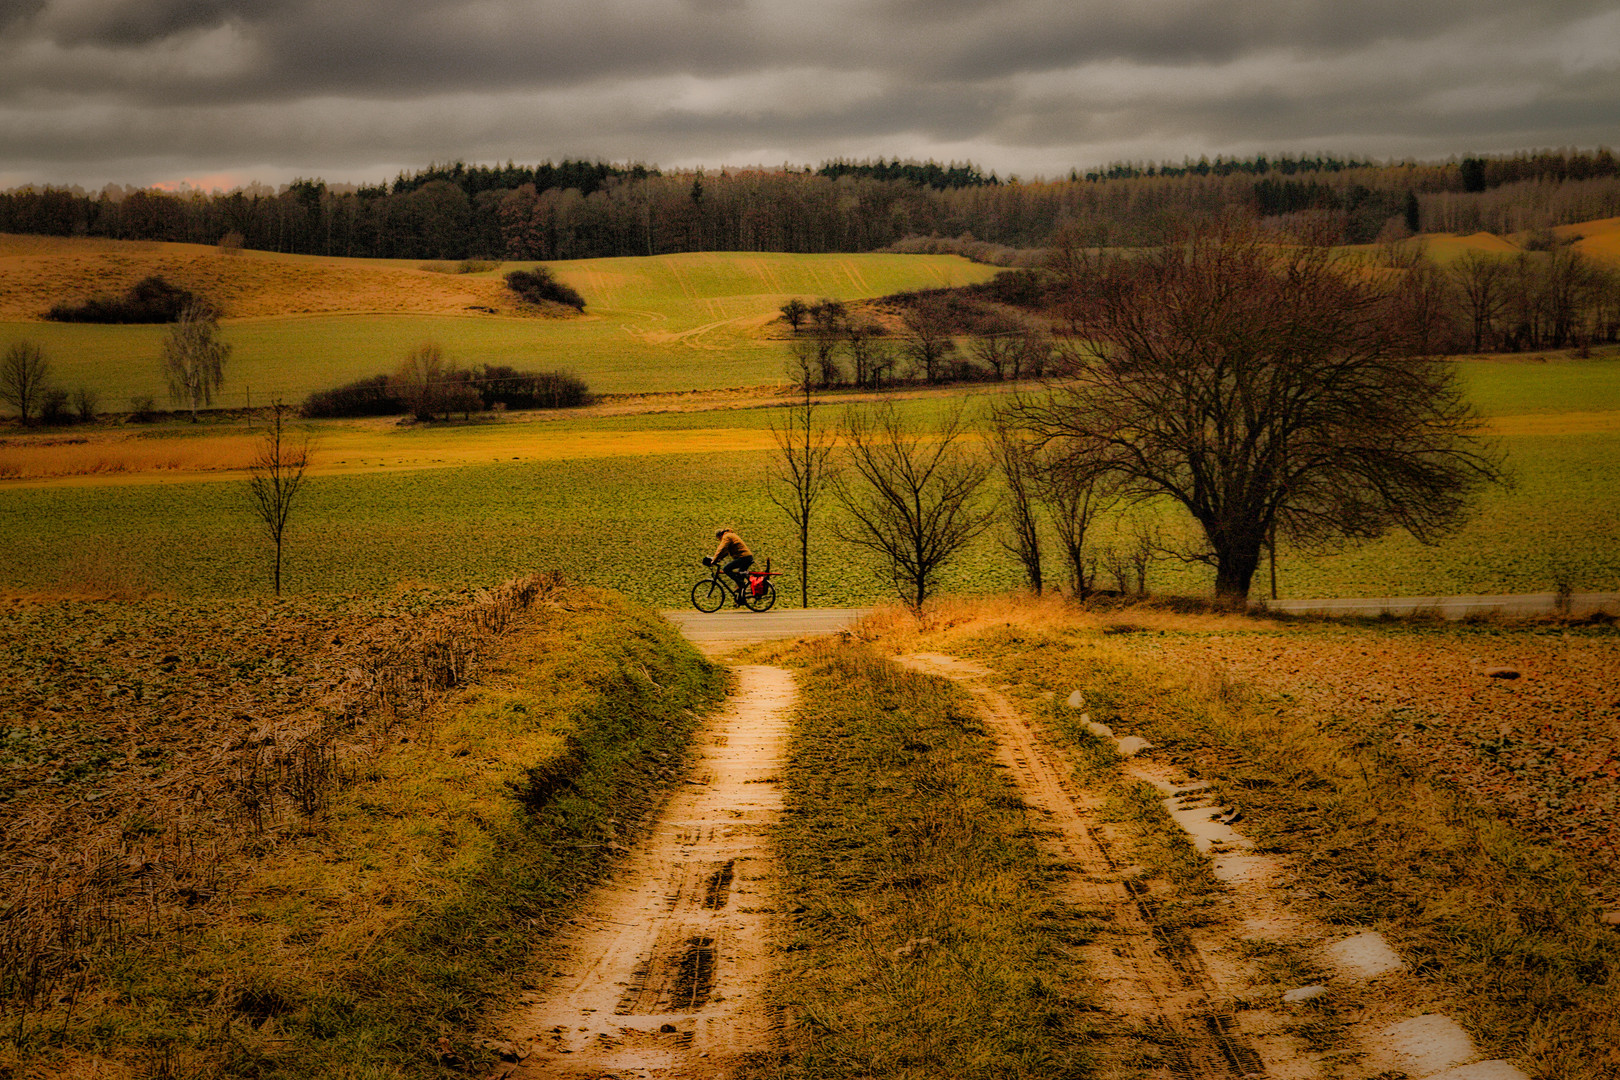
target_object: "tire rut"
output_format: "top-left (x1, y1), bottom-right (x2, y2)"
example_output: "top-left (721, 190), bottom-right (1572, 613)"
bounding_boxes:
top-left (495, 665), bottom-right (794, 1079)
top-left (896, 652), bottom-right (1309, 1080)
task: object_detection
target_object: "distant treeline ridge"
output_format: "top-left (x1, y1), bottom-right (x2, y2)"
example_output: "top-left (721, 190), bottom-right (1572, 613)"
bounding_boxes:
top-left (2, 150), bottom-right (1617, 261)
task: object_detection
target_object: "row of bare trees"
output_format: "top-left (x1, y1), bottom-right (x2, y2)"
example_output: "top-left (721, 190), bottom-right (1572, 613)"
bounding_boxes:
top-left (1435, 246), bottom-right (1620, 353)
top-left (781, 294), bottom-right (1054, 390)
top-left (767, 219), bottom-right (1503, 609)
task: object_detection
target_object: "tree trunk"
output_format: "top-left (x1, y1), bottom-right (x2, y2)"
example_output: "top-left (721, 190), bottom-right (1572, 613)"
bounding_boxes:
top-left (1213, 547), bottom-right (1260, 602)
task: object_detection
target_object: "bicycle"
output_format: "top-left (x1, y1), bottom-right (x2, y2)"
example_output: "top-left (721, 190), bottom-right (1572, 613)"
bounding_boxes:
top-left (690, 557), bottom-right (779, 613)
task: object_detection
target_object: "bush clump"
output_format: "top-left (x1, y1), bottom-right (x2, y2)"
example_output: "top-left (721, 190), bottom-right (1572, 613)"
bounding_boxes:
top-left (301, 375), bottom-right (402, 418)
top-left (46, 275), bottom-right (202, 324)
top-left (477, 365), bottom-right (590, 410)
top-left (505, 267), bottom-right (585, 311)
top-left (302, 365), bottom-right (589, 418)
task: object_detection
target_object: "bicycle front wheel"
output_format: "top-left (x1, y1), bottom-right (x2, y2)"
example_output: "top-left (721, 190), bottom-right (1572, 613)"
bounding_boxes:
top-left (690, 577), bottom-right (727, 613)
top-left (743, 581), bottom-right (777, 612)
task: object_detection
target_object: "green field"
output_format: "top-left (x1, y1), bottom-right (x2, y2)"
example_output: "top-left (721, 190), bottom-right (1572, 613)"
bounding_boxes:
top-left (3, 358), bottom-right (1618, 606)
top-left (0, 252), bottom-right (995, 406)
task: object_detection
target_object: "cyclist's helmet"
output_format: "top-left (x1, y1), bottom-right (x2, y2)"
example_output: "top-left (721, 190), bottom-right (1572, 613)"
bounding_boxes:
top-left (715, 527), bottom-right (728, 539)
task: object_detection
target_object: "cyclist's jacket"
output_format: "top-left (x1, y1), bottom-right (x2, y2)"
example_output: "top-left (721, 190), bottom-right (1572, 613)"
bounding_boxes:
top-left (712, 531), bottom-right (752, 562)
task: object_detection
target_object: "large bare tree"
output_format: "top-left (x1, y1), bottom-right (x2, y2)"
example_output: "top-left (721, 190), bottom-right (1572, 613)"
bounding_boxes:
top-left (1022, 220), bottom-right (1502, 601)
top-left (247, 401), bottom-right (312, 597)
top-left (162, 304), bottom-right (229, 421)
top-left (832, 403), bottom-right (994, 610)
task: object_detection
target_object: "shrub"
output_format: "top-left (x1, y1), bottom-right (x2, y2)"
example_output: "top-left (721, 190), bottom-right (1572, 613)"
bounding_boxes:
top-left (72, 386), bottom-right (97, 422)
top-left (505, 267), bottom-right (585, 311)
top-left (40, 388), bottom-right (71, 425)
top-left (302, 374), bottom-right (402, 418)
top-left (967, 268), bottom-right (1049, 307)
top-left (128, 395), bottom-right (158, 422)
top-left (47, 276), bottom-right (201, 324)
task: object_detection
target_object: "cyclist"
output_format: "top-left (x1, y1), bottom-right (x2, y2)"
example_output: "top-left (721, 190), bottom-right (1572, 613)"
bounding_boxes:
top-left (704, 527), bottom-right (754, 605)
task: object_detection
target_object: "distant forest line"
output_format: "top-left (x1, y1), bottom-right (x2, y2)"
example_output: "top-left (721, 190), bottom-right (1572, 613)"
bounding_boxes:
top-left (3, 150), bottom-right (1618, 263)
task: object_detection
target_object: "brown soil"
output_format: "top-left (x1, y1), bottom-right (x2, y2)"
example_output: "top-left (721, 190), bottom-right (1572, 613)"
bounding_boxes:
top-left (0, 235), bottom-right (557, 320)
top-left (495, 664), bottom-right (794, 1079)
top-left (1146, 626), bottom-right (1620, 903)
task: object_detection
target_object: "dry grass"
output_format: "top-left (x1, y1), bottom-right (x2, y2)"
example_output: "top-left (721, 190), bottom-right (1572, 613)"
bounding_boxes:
top-left (1557, 215), bottom-right (1620, 259)
top-left (0, 236), bottom-right (546, 321)
top-left (0, 432), bottom-right (262, 479)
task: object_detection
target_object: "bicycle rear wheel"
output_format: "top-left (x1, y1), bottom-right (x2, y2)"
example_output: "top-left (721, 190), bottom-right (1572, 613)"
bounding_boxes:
top-left (742, 580), bottom-right (777, 612)
top-left (690, 577), bottom-right (727, 613)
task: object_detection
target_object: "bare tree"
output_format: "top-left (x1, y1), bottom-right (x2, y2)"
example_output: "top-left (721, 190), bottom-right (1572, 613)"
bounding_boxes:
top-left (1026, 219), bottom-right (1502, 601)
top-left (767, 383), bottom-right (837, 609)
top-left (843, 319), bottom-right (892, 389)
top-left (898, 300), bottom-right (957, 384)
top-left (1031, 435), bottom-right (1117, 599)
top-left (72, 386), bottom-right (98, 422)
top-left (968, 305), bottom-right (1027, 380)
top-left (832, 403), bottom-right (995, 610)
top-left (987, 406), bottom-right (1043, 593)
top-left (1450, 250), bottom-right (1514, 352)
top-left (779, 297), bottom-right (809, 333)
top-left (162, 304), bottom-right (229, 421)
top-left (247, 401), bottom-right (312, 597)
top-left (1, 340), bottom-right (50, 423)
top-left (1097, 515), bottom-right (1158, 597)
top-left (391, 342), bottom-right (448, 420)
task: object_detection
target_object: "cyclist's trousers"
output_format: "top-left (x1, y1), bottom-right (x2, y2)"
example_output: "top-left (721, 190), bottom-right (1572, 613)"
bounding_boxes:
top-left (724, 555), bottom-right (755, 594)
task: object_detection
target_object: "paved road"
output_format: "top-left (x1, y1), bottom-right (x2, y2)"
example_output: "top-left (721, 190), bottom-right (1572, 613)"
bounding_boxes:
top-left (662, 607), bottom-right (874, 645)
top-left (1261, 591), bottom-right (1620, 619)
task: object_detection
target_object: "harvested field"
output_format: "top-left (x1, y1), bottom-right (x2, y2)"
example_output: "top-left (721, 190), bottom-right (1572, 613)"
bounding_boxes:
top-left (1145, 619), bottom-right (1620, 902)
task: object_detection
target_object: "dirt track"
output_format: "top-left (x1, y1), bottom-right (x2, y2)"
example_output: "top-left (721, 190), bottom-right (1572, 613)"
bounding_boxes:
top-left (496, 665), bottom-right (795, 1079)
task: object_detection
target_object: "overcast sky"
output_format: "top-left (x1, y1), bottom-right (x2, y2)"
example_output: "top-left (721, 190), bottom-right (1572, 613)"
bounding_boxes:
top-left (2, 0), bottom-right (1617, 192)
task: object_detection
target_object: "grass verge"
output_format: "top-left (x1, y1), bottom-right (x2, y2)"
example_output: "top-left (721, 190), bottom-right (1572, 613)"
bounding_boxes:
top-left (2, 586), bottom-right (727, 1079)
top-left (741, 638), bottom-right (1099, 1080)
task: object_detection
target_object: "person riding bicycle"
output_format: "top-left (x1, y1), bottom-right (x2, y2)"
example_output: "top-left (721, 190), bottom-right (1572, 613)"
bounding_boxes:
top-left (704, 527), bottom-right (754, 605)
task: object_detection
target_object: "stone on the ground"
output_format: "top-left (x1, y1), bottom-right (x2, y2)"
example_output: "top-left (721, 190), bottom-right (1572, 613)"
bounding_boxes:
top-left (1281, 984), bottom-right (1328, 1004)
top-left (1065, 690), bottom-right (1086, 709)
top-left (1323, 931), bottom-right (1405, 980)
top-left (1115, 735), bottom-right (1152, 757)
top-left (1600, 909), bottom-right (1620, 926)
top-left (1483, 666), bottom-right (1520, 679)
top-left (1083, 719), bottom-right (1115, 739)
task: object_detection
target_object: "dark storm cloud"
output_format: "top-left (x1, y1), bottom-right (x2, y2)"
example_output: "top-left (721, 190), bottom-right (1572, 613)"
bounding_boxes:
top-left (35, 0), bottom-right (282, 46)
top-left (0, 0), bottom-right (1616, 189)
